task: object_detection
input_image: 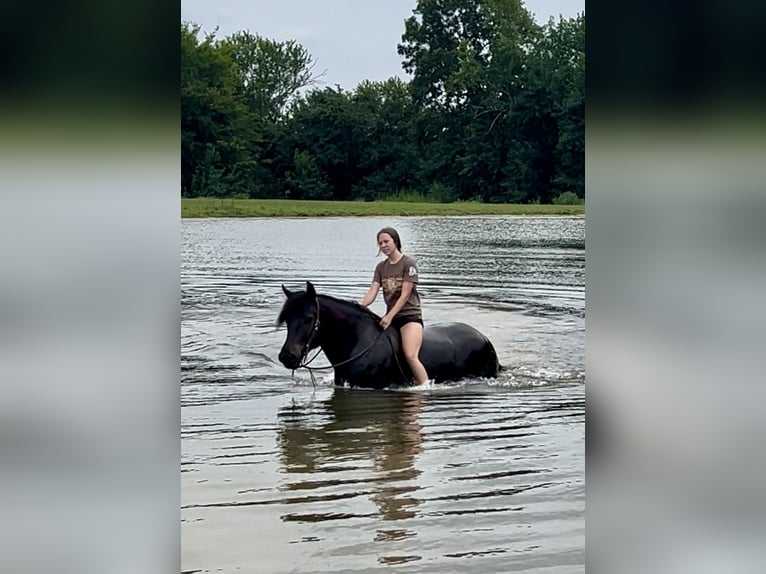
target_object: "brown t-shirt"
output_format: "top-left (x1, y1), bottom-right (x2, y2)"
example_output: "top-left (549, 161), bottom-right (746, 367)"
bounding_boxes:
top-left (373, 255), bottom-right (422, 318)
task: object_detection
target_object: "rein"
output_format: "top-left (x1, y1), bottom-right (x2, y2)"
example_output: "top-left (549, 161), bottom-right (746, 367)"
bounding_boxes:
top-left (292, 295), bottom-right (389, 387)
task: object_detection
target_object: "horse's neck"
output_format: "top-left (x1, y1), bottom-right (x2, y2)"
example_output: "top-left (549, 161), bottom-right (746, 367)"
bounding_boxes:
top-left (317, 298), bottom-right (381, 363)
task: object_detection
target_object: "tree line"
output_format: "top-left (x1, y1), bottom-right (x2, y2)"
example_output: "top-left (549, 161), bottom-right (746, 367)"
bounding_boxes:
top-left (182, 0), bottom-right (584, 204)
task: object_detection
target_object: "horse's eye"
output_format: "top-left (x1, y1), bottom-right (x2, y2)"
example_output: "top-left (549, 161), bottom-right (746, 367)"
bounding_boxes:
top-left (304, 317), bottom-right (314, 325)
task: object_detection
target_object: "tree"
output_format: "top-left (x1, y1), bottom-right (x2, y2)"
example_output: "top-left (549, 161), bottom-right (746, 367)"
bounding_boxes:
top-left (279, 79), bottom-right (424, 201)
top-left (547, 14), bottom-right (585, 198)
top-left (398, 0), bottom-right (541, 200)
top-left (285, 150), bottom-right (331, 199)
top-left (349, 78), bottom-right (422, 197)
top-left (504, 13), bottom-right (584, 201)
top-left (181, 22), bottom-right (249, 196)
top-left (221, 31), bottom-right (325, 121)
top-left (283, 86), bottom-right (363, 200)
top-left (397, 0), bottom-right (583, 203)
top-left (180, 7), bottom-right (583, 203)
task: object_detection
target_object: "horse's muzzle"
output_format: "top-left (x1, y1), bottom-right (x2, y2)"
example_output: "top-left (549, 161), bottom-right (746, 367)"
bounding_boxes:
top-left (278, 348), bottom-right (301, 369)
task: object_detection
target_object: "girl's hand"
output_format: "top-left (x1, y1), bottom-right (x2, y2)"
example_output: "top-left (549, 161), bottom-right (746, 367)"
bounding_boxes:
top-left (380, 315), bottom-right (392, 329)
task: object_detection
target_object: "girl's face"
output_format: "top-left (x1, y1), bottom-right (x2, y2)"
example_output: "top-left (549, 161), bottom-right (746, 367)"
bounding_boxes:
top-left (377, 233), bottom-right (398, 257)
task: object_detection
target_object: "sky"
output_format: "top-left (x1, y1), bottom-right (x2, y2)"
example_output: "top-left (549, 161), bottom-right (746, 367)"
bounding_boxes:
top-left (181, 0), bottom-right (584, 92)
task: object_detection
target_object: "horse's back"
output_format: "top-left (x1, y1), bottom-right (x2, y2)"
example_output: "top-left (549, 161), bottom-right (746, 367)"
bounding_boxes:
top-left (421, 322), bottom-right (501, 381)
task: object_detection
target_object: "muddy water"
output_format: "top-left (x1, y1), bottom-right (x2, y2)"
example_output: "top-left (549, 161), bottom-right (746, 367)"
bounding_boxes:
top-left (182, 216), bottom-right (584, 573)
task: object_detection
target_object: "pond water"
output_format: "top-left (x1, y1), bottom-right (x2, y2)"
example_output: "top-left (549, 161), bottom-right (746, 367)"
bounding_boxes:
top-left (182, 216), bottom-right (584, 573)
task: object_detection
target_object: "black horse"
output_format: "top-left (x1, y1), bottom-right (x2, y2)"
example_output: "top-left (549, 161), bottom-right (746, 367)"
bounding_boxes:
top-left (277, 281), bottom-right (502, 389)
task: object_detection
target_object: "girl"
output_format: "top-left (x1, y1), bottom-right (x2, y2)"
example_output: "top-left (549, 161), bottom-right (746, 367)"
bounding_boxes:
top-left (359, 227), bottom-right (431, 386)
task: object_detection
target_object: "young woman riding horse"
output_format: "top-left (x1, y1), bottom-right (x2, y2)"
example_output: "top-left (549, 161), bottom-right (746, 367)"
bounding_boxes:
top-left (277, 282), bottom-right (502, 389)
top-left (358, 227), bottom-right (431, 386)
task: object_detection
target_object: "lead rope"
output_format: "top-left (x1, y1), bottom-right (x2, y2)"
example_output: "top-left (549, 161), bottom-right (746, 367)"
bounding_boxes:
top-left (292, 295), bottom-right (391, 387)
top-left (295, 330), bottom-right (409, 388)
top-left (295, 330), bottom-right (387, 387)
top-left (291, 295), bottom-right (410, 387)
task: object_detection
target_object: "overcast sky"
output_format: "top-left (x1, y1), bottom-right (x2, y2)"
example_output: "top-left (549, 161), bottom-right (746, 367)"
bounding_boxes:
top-left (181, 0), bottom-right (584, 91)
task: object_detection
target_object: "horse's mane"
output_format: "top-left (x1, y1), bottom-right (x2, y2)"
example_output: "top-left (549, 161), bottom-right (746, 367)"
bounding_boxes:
top-left (276, 290), bottom-right (382, 326)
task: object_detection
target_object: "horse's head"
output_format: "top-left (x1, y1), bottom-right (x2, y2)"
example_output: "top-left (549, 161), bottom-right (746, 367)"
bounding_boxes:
top-left (276, 281), bottom-right (321, 369)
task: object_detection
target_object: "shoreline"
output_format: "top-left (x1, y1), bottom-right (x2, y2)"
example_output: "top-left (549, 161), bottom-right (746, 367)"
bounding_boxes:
top-left (181, 198), bottom-right (585, 218)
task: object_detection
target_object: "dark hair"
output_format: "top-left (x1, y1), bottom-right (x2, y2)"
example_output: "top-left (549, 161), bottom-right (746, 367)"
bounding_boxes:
top-left (377, 227), bottom-right (402, 251)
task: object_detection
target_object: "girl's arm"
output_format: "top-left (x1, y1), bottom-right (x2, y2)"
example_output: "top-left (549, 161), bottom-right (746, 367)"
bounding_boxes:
top-left (380, 282), bottom-right (415, 328)
top-left (359, 282), bottom-right (380, 307)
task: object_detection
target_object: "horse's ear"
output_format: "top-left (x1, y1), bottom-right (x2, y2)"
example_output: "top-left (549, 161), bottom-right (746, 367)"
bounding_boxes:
top-left (282, 284), bottom-right (291, 297)
top-left (306, 281), bottom-right (316, 297)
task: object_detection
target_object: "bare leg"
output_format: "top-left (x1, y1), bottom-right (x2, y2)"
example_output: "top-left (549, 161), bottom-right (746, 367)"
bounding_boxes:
top-left (400, 322), bottom-right (429, 385)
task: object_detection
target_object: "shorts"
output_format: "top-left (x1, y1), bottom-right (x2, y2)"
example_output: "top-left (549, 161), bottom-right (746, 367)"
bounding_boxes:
top-left (391, 315), bottom-right (423, 330)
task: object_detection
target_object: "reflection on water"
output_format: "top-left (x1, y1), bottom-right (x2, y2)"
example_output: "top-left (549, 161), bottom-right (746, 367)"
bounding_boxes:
top-left (182, 216), bottom-right (584, 573)
top-left (279, 391), bottom-right (425, 524)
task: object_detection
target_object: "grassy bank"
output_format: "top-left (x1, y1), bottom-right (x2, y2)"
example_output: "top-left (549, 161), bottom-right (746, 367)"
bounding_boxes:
top-left (182, 198), bottom-right (585, 218)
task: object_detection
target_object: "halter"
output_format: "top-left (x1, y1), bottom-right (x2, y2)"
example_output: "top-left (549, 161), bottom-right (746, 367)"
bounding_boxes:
top-left (297, 293), bottom-right (322, 365)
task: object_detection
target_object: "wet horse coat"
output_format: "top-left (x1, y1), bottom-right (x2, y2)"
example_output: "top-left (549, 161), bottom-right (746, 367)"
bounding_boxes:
top-left (277, 282), bottom-right (502, 389)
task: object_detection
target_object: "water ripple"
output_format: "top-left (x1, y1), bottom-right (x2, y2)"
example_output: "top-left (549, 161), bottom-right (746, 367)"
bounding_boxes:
top-left (182, 217), bottom-right (584, 573)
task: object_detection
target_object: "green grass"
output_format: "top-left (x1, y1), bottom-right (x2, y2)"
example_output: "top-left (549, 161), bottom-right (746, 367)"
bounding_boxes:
top-left (182, 198), bottom-right (585, 218)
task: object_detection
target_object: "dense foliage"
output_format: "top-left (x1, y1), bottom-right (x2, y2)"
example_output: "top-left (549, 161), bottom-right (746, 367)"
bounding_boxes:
top-left (181, 0), bottom-right (584, 203)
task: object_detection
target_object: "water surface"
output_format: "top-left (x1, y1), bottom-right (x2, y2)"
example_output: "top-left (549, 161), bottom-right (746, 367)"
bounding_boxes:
top-left (182, 216), bottom-right (584, 573)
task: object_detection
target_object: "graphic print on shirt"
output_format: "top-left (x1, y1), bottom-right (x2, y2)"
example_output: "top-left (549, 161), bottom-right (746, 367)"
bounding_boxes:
top-left (382, 276), bottom-right (402, 298)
